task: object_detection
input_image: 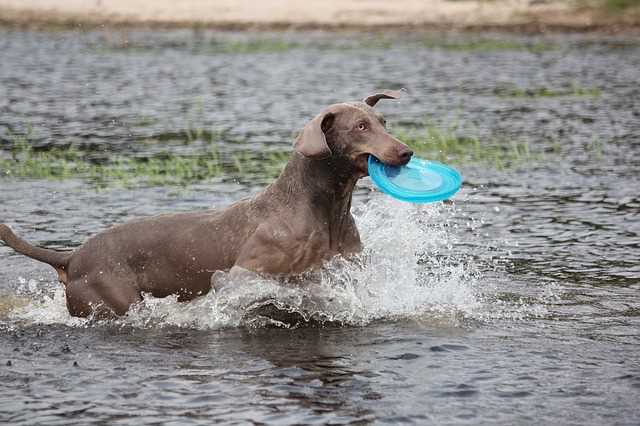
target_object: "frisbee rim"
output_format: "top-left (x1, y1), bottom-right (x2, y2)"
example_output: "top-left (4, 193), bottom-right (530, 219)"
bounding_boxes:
top-left (368, 156), bottom-right (462, 203)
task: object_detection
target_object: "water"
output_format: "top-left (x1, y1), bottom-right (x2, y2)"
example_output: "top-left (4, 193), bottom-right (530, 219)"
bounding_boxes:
top-left (1, 29), bottom-right (640, 424)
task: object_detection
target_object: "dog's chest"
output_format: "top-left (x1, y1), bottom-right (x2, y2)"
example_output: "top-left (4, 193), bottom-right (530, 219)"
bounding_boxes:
top-left (296, 222), bottom-right (361, 263)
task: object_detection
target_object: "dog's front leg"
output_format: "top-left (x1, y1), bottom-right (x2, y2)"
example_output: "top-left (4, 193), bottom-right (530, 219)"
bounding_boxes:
top-left (210, 221), bottom-right (323, 294)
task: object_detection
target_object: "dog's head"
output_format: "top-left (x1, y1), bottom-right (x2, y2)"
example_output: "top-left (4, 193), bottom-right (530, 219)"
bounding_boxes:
top-left (294, 90), bottom-right (413, 176)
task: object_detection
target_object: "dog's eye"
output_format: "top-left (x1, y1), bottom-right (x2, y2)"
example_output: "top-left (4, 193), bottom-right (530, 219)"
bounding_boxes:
top-left (358, 122), bottom-right (367, 131)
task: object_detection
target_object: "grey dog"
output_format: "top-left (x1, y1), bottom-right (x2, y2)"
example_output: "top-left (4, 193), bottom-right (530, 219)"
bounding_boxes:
top-left (0, 91), bottom-right (413, 317)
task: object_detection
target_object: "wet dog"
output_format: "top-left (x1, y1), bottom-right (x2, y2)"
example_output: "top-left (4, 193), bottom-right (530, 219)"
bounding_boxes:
top-left (0, 91), bottom-right (412, 317)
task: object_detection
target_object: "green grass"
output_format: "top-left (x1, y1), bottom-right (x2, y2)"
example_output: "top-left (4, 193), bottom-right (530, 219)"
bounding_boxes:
top-left (133, 116), bottom-right (159, 127)
top-left (599, 0), bottom-right (640, 13)
top-left (94, 36), bottom-right (397, 55)
top-left (494, 83), bottom-right (601, 98)
top-left (90, 34), bottom-right (562, 56)
top-left (94, 37), bottom-right (302, 55)
top-left (0, 131), bottom-right (290, 187)
top-left (1, 122), bottom-right (566, 187)
top-left (89, 33), bottom-right (560, 56)
top-left (421, 39), bottom-right (554, 53)
top-left (207, 39), bottom-right (301, 54)
top-left (574, 0), bottom-right (640, 18)
top-left (394, 125), bottom-right (545, 169)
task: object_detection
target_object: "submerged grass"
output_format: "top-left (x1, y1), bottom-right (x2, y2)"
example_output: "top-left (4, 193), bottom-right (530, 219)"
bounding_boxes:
top-left (603, 0), bottom-right (640, 11)
top-left (94, 36), bottom-right (395, 55)
top-left (91, 34), bottom-right (559, 56)
top-left (0, 131), bottom-right (290, 187)
top-left (573, 0), bottom-right (640, 22)
top-left (394, 125), bottom-right (546, 169)
top-left (92, 37), bottom-right (302, 55)
top-left (218, 39), bottom-right (300, 53)
top-left (1, 123), bottom-right (557, 187)
top-left (494, 83), bottom-right (601, 98)
top-left (421, 38), bottom-right (554, 53)
top-left (586, 0), bottom-right (640, 13)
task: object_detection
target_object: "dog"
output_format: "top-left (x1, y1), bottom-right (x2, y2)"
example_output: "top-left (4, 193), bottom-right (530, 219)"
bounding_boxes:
top-left (0, 90), bottom-right (413, 317)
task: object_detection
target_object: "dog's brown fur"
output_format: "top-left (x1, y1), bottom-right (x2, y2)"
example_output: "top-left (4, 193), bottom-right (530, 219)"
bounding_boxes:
top-left (0, 91), bottom-right (412, 317)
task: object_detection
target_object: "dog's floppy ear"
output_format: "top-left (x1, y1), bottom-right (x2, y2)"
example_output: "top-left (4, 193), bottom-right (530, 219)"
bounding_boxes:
top-left (363, 89), bottom-right (403, 107)
top-left (294, 111), bottom-right (335, 159)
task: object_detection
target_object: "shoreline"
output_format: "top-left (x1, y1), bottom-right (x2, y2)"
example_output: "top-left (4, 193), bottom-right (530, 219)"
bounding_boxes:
top-left (2, 18), bottom-right (639, 35)
top-left (1, 1), bottom-right (639, 34)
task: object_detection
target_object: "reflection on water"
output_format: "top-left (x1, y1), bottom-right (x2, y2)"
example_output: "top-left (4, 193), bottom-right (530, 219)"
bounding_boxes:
top-left (1, 29), bottom-right (639, 424)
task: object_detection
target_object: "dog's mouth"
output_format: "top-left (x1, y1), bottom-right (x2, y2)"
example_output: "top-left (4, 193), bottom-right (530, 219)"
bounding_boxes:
top-left (355, 154), bottom-right (371, 176)
top-left (355, 153), bottom-right (411, 177)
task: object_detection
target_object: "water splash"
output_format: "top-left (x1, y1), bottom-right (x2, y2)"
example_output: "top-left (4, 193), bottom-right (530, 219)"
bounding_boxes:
top-left (8, 278), bottom-right (87, 327)
top-left (6, 196), bottom-right (548, 329)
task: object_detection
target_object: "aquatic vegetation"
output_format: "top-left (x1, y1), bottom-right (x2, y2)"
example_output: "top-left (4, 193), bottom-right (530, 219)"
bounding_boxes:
top-left (207, 38), bottom-right (301, 54)
top-left (394, 125), bottom-right (543, 169)
top-left (1, 121), bottom-right (571, 186)
top-left (86, 33), bottom-right (559, 56)
top-left (356, 36), bottom-right (394, 50)
top-left (494, 83), bottom-right (601, 98)
top-left (93, 37), bottom-right (302, 55)
top-left (421, 38), bottom-right (554, 53)
top-left (573, 0), bottom-right (640, 21)
top-left (217, 35), bottom-right (394, 53)
top-left (133, 116), bottom-right (159, 127)
top-left (597, 0), bottom-right (640, 13)
top-left (0, 131), bottom-right (289, 187)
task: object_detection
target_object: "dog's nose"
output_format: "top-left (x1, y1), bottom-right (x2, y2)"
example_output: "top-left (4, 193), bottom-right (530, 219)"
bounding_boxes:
top-left (399, 148), bottom-right (413, 164)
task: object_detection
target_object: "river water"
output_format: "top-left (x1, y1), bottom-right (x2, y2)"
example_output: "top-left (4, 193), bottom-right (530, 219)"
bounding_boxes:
top-left (0, 29), bottom-right (639, 424)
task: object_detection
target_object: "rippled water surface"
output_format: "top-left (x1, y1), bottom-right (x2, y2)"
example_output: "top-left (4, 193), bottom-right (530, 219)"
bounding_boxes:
top-left (1, 29), bottom-right (639, 424)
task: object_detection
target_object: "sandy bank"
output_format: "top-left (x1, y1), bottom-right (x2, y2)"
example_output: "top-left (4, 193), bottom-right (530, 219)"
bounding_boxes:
top-left (0, 0), bottom-right (638, 31)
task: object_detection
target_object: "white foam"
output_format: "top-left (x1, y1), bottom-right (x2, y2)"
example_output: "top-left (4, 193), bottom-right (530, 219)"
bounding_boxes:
top-left (9, 278), bottom-right (86, 327)
top-left (6, 196), bottom-right (549, 329)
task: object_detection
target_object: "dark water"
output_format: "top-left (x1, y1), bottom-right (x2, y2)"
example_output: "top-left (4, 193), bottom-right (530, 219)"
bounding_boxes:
top-left (1, 29), bottom-right (640, 424)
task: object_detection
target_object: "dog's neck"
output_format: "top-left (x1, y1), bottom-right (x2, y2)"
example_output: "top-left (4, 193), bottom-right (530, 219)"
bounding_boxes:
top-left (265, 152), bottom-right (359, 247)
top-left (271, 152), bottom-right (358, 207)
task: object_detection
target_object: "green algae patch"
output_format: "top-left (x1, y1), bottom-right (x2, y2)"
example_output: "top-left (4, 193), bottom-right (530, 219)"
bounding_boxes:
top-left (494, 84), bottom-right (601, 99)
top-left (91, 37), bottom-right (303, 55)
top-left (395, 125), bottom-right (545, 170)
top-left (1, 123), bottom-right (569, 187)
top-left (0, 132), bottom-right (289, 188)
top-left (420, 38), bottom-right (554, 53)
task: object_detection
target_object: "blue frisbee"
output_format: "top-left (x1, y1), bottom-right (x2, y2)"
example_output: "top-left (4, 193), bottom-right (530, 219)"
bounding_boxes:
top-left (368, 155), bottom-right (462, 203)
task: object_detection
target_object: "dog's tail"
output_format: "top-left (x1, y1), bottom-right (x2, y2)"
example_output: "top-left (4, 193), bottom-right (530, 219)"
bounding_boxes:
top-left (0, 224), bottom-right (72, 270)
